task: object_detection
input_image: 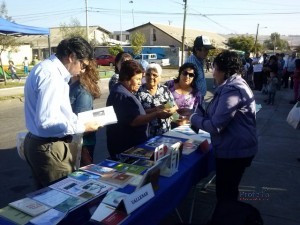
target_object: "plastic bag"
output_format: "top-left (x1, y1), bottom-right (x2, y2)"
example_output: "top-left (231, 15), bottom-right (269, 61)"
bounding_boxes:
top-left (16, 131), bottom-right (28, 160)
top-left (286, 101), bottom-right (300, 129)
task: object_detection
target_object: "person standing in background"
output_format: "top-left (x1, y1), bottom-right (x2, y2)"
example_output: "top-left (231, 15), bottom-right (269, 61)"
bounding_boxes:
top-left (23, 57), bottom-right (29, 76)
top-left (185, 36), bottom-right (215, 102)
top-left (23, 37), bottom-right (102, 188)
top-left (69, 59), bottom-right (101, 166)
top-left (108, 52), bottom-right (132, 91)
top-left (8, 60), bottom-right (20, 81)
top-left (283, 52), bottom-right (297, 89)
top-left (252, 52), bottom-right (264, 91)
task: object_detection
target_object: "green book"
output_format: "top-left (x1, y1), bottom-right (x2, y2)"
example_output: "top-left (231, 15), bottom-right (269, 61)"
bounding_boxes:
top-left (0, 205), bottom-right (33, 225)
top-left (113, 162), bottom-right (148, 175)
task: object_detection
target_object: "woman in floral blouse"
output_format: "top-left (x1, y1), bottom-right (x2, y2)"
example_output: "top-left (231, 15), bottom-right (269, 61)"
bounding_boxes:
top-left (165, 63), bottom-right (202, 126)
top-left (136, 63), bottom-right (177, 137)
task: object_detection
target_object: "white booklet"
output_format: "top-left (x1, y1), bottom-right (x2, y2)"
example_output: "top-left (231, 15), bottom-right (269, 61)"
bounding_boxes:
top-left (77, 106), bottom-right (118, 126)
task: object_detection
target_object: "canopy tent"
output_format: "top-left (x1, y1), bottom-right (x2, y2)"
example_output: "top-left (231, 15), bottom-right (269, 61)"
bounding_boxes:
top-left (0, 18), bottom-right (50, 83)
top-left (0, 17), bottom-right (49, 35)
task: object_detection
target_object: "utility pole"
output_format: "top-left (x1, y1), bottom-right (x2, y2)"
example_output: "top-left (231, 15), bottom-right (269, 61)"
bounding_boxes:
top-left (85, 0), bottom-right (89, 42)
top-left (129, 1), bottom-right (135, 27)
top-left (254, 23), bottom-right (259, 55)
top-left (120, 0), bottom-right (123, 45)
top-left (181, 0), bottom-right (187, 66)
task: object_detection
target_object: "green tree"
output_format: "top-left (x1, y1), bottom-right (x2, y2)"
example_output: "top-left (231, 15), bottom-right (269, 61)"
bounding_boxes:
top-left (226, 35), bottom-right (255, 53)
top-left (0, 1), bottom-right (20, 84)
top-left (59, 18), bottom-right (86, 40)
top-left (108, 45), bottom-right (124, 56)
top-left (263, 32), bottom-right (290, 52)
top-left (130, 32), bottom-right (146, 56)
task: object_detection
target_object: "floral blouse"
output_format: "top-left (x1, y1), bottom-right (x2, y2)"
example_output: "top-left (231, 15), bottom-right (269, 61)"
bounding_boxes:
top-left (165, 79), bottom-right (201, 110)
top-left (136, 84), bottom-right (176, 137)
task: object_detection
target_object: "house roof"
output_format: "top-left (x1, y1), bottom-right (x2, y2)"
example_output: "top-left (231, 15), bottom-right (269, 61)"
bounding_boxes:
top-left (127, 22), bottom-right (227, 48)
top-left (18, 26), bottom-right (111, 48)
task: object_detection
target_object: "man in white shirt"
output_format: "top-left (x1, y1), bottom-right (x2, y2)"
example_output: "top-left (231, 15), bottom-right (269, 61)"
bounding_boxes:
top-left (24, 37), bottom-right (102, 188)
top-left (283, 52), bottom-right (297, 89)
top-left (252, 52), bottom-right (264, 91)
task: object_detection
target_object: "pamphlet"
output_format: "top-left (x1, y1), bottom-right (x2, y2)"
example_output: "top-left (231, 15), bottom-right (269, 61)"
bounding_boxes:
top-left (78, 106), bottom-right (118, 126)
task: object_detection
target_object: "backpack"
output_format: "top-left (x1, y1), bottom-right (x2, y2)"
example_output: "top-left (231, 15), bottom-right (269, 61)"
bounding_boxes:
top-left (209, 200), bottom-right (263, 225)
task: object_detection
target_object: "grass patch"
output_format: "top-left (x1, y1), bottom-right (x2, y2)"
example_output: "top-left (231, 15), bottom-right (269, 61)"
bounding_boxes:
top-left (0, 81), bottom-right (25, 89)
top-left (0, 94), bottom-right (24, 102)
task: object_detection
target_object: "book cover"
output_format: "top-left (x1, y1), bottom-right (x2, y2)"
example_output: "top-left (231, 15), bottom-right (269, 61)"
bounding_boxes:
top-left (144, 135), bottom-right (186, 149)
top-left (121, 147), bottom-right (154, 160)
top-left (98, 159), bottom-right (120, 168)
top-left (101, 209), bottom-right (129, 225)
top-left (49, 177), bottom-right (87, 197)
top-left (113, 163), bottom-right (148, 175)
top-left (54, 196), bottom-right (86, 213)
top-left (27, 187), bottom-right (72, 207)
top-left (0, 205), bottom-right (33, 225)
top-left (102, 191), bottom-right (129, 208)
top-left (79, 164), bottom-right (116, 177)
top-left (68, 170), bottom-right (100, 182)
top-left (100, 172), bottom-right (134, 188)
top-left (132, 158), bottom-right (155, 168)
top-left (29, 208), bottom-right (66, 225)
top-left (79, 180), bottom-right (116, 195)
top-left (78, 106), bottom-right (118, 126)
top-left (8, 198), bottom-right (50, 217)
top-left (90, 203), bottom-right (115, 223)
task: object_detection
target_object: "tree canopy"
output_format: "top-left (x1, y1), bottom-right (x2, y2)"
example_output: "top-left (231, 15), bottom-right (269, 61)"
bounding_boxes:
top-left (130, 31), bottom-right (146, 56)
top-left (263, 32), bottom-right (290, 52)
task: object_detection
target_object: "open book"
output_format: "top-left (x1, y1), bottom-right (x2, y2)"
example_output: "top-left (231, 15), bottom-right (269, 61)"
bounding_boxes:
top-left (77, 106), bottom-right (118, 126)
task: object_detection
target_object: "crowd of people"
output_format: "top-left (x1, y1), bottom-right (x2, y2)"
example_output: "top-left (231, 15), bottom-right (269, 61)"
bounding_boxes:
top-left (242, 50), bottom-right (299, 105)
top-left (21, 35), bottom-right (299, 224)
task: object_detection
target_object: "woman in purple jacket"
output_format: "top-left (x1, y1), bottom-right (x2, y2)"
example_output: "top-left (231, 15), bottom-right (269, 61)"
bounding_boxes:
top-left (190, 50), bottom-right (258, 202)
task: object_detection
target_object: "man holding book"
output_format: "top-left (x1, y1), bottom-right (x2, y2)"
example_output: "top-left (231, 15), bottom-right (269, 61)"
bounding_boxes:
top-left (23, 37), bottom-right (102, 188)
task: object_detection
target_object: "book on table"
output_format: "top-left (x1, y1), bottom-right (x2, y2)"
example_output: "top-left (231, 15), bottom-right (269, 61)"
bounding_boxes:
top-left (0, 205), bottom-right (33, 225)
top-left (8, 197), bottom-right (51, 217)
top-left (182, 139), bottom-right (202, 155)
top-left (29, 208), bottom-right (66, 225)
top-left (77, 105), bottom-right (118, 126)
top-left (68, 170), bottom-right (101, 182)
top-left (113, 162), bottom-right (148, 175)
top-left (90, 190), bottom-right (129, 225)
top-left (79, 164), bottom-right (116, 177)
top-left (120, 146), bottom-right (154, 160)
top-left (100, 172), bottom-right (135, 188)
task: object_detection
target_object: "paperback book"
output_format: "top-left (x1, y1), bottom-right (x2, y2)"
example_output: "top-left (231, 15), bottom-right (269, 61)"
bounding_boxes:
top-left (113, 162), bottom-right (148, 175)
top-left (68, 170), bottom-right (100, 182)
top-left (79, 164), bottom-right (116, 177)
top-left (29, 208), bottom-right (66, 225)
top-left (77, 105), bottom-right (118, 126)
top-left (8, 197), bottom-right (51, 217)
top-left (182, 139), bottom-right (202, 155)
top-left (120, 147), bottom-right (154, 160)
top-left (26, 187), bottom-right (72, 207)
top-left (0, 205), bottom-right (33, 225)
top-left (100, 172), bottom-right (134, 188)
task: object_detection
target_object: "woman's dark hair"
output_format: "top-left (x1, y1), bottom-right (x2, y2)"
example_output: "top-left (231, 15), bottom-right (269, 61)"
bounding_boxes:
top-left (213, 50), bottom-right (242, 79)
top-left (114, 52), bottom-right (133, 73)
top-left (119, 60), bottom-right (143, 82)
top-left (295, 59), bottom-right (300, 70)
top-left (174, 62), bottom-right (198, 90)
top-left (56, 36), bottom-right (93, 60)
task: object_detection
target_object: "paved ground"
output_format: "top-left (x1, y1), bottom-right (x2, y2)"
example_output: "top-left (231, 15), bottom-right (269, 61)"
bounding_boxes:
top-left (1, 72), bottom-right (300, 225)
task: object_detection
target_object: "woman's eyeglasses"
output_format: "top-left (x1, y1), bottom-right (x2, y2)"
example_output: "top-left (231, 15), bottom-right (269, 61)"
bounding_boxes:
top-left (182, 71), bottom-right (195, 77)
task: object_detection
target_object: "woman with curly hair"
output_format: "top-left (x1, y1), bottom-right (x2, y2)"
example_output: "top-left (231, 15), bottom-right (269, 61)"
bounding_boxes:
top-left (190, 50), bottom-right (258, 202)
top-left (69, 59), bottom-right (101, 166)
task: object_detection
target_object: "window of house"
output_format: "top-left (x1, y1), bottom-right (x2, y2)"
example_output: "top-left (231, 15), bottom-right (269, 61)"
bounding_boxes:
top-left (153, 29), bottom-right (157, 41)
top-left (126, 35), bottom-right (129, 40)
top-left (116, 35), bottom-right (120, 41)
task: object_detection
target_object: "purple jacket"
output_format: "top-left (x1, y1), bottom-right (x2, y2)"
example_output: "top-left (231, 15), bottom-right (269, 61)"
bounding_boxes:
top-left (191, 74), bottom-right (258, 158)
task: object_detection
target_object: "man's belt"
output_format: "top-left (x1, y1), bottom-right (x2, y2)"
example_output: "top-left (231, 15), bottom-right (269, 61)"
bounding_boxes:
top-left (29, 133), bottom-right (73, 143)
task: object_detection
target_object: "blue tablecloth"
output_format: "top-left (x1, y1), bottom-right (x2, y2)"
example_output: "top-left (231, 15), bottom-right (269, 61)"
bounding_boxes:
top-left (0, 149), bottom-right (215, 225)
top-left (122, 148), bottom-right (215, 225)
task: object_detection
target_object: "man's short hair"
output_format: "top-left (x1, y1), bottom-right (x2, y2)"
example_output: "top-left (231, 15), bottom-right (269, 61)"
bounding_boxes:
top-left (56, 36), bottom-right (93, 60)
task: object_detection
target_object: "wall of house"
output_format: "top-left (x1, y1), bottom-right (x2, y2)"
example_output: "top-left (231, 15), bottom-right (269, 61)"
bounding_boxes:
top-left (132, 24), bottom-right (182, 48)
top-left (0, 44), bottom-right (32, 66)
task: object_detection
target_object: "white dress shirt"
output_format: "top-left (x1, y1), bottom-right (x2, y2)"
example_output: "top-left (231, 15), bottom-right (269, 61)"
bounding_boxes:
top-left (24, 54), bottom-right (85, 138)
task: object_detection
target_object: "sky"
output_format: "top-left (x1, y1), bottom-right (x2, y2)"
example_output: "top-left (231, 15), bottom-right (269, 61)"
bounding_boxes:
top-left (4, 0), bottom-right (300, 37)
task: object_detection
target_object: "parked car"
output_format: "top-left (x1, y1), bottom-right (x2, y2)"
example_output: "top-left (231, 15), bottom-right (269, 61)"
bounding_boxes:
top-left (134, 54), bottom-right (170, 66)
top-left (95, 55), bottom-right (115, 66)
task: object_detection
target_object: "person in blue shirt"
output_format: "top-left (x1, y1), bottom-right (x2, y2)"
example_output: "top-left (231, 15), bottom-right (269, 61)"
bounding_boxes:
top-left (69, 59), bottom-right (101, 166)
top-left (24, 37), bottom-right (102, 188)
top-left (185, 36), bottom-right (215, 101)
